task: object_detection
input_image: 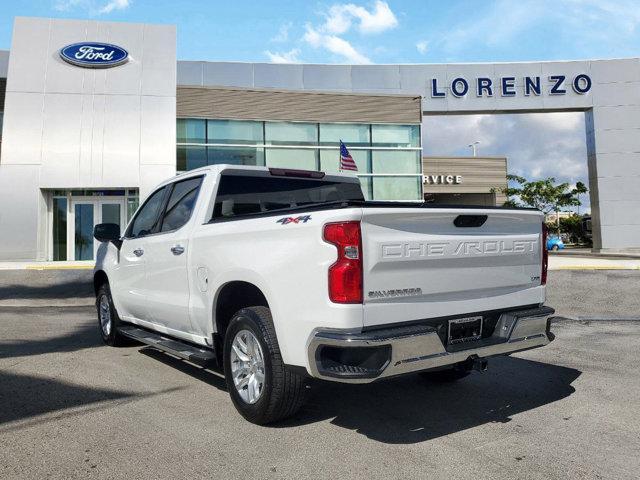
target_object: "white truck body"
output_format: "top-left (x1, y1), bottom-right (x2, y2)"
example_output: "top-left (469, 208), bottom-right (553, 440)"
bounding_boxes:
top-left (94, 165), bottom-right (554, 420)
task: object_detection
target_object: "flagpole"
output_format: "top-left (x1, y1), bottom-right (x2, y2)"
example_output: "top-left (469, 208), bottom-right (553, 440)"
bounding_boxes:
top-left (339, 139), bottom-right (342, 172)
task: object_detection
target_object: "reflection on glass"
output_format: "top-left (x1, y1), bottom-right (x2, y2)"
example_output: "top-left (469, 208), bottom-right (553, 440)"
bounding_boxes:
top-left (208, 147), bottom-right (264, 166)
top-left (102, 204), bottom-right (121, 235)
top-left (265, 122), bottom-right (317, 145)
top-left (372, 176), bottom-right (422, 200)
top-left (53, 197), bottom-right (67, 261)
top-left (207, 120), bottom-right (263, 144)
top-left (177, 146), bottom-right (207, 171)
top-left (265, 148), bottom-right (317, 170)
top-left (74, 203), bottom-right (94, 261)
top-left (371, 150), bottom-right (421, 174)
top-left (319, 123), bottom-right (370, 146)
top-left (127, 195), bottom-right (139, 223)
top-left (176, 119), bottom-right (206, 143)
top-left (358, 176), bottom-right (373, 200)
top-left (371, 124), bottom-right (420, 147)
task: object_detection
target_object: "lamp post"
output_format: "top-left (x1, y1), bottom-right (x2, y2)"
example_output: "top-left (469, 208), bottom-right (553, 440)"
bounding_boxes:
top-left (468, 141), bottom-right (480, 157)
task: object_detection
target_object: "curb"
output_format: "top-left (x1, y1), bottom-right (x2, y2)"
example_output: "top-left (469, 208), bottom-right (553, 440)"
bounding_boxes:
top-left (550, 266), bottom-right (640, 271)
top-left (551, 315), bottom-right (640, 322)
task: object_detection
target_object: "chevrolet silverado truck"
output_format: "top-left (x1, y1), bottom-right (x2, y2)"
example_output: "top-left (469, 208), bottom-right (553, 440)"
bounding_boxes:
top-left (93, 165), bottom-right (555, 424)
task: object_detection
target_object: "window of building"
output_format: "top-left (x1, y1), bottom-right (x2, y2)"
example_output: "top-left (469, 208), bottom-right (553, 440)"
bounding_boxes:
top-left (320, 149), bottom-right (370, 173)
top-left (265, 122), bottom-right (317, 145)
top-left (177, 119), bottom-right (206, 143)
top-left (319, 123), bottom-right (370, 146)
top-left (177, 146), bottom-right (208, 171)
top-left (372, 176), bottom-right (422, 201)
top-left (207, 120), bottom-right (263, 144)
top-left (208, 146), bottom-right (264, 166)
top-left (371, 124), bottom-right (420, 147)
top-left (52, 197), bottom-right (67, 261)
top-left (265, 148), bottom-right (317, 170)
top-left (177, 118), bottom-right (423, 201)
top-left (371, 150), bottom-right (421, 174)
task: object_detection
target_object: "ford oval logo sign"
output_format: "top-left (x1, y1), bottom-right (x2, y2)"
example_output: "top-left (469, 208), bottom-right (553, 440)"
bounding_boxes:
top-left (59, 42), bottom-right (129, 68)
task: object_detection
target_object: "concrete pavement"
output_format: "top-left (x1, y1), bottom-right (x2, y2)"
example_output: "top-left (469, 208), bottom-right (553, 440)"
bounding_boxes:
top-left (1, 305), bottom-right (638, 479)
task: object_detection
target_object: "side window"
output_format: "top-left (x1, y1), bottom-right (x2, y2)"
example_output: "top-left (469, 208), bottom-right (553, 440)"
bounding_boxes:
top-left (160, 177), bottom-right (202, 232)
top-left (127, 187), bottom-right (167, 238)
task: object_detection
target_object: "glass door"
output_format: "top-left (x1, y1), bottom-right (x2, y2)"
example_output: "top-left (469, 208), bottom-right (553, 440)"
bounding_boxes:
top-left (73, 203), bottom-right (95, 261)
top-left (70, 198), bottom-right (126, 261)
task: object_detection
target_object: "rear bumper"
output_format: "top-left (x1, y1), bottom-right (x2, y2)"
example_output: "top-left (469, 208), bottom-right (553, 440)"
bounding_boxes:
top-left (307, 305), bottom-right (555, 383)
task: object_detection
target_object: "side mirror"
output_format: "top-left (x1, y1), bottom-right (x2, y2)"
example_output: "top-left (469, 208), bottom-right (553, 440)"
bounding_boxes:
top-left (94, 223), bottom-right (122, 248)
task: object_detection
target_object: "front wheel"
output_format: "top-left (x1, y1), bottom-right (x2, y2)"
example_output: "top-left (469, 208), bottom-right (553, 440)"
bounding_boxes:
top-left (96, 283), bottom-right (126, 346)
top-left (223, 306), bottom-right (307, 425)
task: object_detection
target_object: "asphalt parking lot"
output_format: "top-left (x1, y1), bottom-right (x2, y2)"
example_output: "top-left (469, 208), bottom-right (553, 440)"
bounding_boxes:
top-left (1, 271), bottom-right (639, 479)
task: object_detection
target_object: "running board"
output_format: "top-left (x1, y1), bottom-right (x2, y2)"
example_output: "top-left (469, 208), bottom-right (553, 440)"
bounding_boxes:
top-left (118, 325), bottom-right (216, 367)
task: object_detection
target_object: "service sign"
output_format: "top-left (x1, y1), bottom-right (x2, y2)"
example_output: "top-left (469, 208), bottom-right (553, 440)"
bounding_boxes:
top-left (60, 42), bottom-right (129, 68)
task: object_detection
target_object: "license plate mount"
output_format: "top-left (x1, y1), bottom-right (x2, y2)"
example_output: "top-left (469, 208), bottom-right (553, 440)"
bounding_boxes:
top-left (448, 316), bottom-right (483, 345)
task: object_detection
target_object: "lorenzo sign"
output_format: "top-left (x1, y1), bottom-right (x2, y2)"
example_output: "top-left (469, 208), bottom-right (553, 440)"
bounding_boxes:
top-left (60, 42), bottom-right (129, 68)
top-left (430, 74), bottom-right (592, 98)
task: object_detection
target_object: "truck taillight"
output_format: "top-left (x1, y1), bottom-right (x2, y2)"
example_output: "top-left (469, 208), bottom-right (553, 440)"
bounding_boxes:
top-left (541, 222), bottom-right (548, 285)
top-left (323, 221), bottom-right (363, 304)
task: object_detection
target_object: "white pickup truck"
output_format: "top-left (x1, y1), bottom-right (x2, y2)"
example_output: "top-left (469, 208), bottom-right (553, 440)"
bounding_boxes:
top-left (93, 165), bottom-right (555, 424)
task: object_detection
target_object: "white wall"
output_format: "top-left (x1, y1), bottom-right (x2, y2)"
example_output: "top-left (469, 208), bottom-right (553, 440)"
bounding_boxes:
top-left (0, 17), bottom-right (176, 261)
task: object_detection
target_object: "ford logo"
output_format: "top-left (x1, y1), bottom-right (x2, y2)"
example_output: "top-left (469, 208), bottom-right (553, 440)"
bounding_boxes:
top-left (59, 42), bottom-right (129, 68)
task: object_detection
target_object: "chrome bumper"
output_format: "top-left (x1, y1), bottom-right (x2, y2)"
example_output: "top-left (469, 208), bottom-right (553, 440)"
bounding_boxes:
top-left (307, 306), bottom-right (555, 383)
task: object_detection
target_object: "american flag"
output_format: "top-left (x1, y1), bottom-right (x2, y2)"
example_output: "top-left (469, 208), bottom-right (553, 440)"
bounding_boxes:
top-left (339, 140), bottom-right (358, 172)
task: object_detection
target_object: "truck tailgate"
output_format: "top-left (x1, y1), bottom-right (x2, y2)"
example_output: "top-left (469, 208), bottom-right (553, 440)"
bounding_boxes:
top-left (361, 208), bottom-right (545, 328)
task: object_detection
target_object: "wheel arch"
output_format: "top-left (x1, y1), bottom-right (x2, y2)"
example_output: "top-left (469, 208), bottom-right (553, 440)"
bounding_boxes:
top-left (93, 270), bottom-right (109, 295)
top-left (212, 281), bottom-right (270, 358)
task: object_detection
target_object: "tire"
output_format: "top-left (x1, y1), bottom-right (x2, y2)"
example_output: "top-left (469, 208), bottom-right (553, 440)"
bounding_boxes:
top-left (96, 282), bottom-right (127, 347)
top-left (223, 306), bottom-right (307, 425)
top-left (420, 364), bottom-right (471, 383)
top-left (552, 245), bottom-right (560, 251)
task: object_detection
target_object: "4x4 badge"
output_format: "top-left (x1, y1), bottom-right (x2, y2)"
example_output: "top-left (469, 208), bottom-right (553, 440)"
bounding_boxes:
top-left (276, 215), bottom-right (312, 225)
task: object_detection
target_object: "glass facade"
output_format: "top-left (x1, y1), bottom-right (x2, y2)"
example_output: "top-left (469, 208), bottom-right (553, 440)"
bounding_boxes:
top-left (52, 197), bottom-right (67, 261)
top-left (176, 119), bottom-right (422, 201)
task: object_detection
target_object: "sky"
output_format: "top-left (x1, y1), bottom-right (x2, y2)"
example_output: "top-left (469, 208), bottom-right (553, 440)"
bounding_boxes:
top-left (1, 0), bottom-right (639, 211)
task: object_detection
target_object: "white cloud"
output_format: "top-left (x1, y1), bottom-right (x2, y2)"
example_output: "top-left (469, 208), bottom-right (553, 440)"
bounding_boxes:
top-left (264, 48), bottom-right (301, 63)
top-left (416, 40), bottom-right (428, 54)
top-left (303, 25), bottom-right (372, 64)
top-left (323, 1), bottom-right (398, 35)
top-left (54, 0), bottom-right (131, 15)
top-left (265, 1), bottom-right (395, 65)
top-left (422, 112), bottom-right (590, 212)
top-left (271, 22), bottom-right (292, 43)
top-left (99, 0), bottom-right (129, 14)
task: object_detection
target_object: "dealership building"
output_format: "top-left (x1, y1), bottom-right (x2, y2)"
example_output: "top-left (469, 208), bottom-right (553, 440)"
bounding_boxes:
top-left (0, 16), bottom-right (639, 261)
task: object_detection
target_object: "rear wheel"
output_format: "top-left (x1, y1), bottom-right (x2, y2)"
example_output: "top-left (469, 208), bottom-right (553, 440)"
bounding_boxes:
top-left (420, 364), bottom-right (471, 382)
top-left (552, 245), bottom-right (560, 251)
top-left (223, 306), bottom-right (307, 425)
top-left (96, 282), bottom-right (126, 347)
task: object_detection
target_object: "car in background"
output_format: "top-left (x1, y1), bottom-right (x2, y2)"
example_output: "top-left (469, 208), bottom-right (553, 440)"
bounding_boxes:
top-left (547, 236), bottom-right (565, 251)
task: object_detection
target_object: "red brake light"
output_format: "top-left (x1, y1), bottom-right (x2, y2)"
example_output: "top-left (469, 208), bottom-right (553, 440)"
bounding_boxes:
top-left (323, 221), bottom-right (363, 304)
top-left (541, 222), bottom-right (548, 285)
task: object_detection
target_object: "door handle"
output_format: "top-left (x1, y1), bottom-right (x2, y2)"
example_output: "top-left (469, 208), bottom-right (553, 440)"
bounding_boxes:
top-left (133, 248), bottom-right (144, 257)
top-left (171, 245), bottom-right (185, 255)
